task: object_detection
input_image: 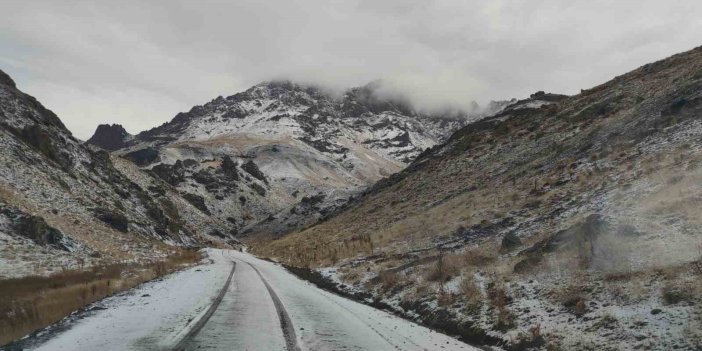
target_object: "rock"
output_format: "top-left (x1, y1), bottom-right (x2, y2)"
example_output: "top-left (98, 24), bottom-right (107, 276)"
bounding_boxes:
top-left (500, 231), bottom-right (522, 252)
top-left (181, 193), bottom-right (211, 215)
top-left (87, 124), bottom-right (131, 151)
top-left (241, 160), bottom-right (267, 184)
top-left (651, 308), bottom-right (662, 315)
top-left (192, 169), bottom-right (217, 186)
top-left (151, 161), bottom-right (186, 186)
top-left (124, 147), bottom-right (160, 166)
top-left (0, 69), bottom-right (17, 88)
top-left (250, 183), bottom-right (266, 196)
top-left (7, 209), bottom-right (69, 250)
top-left (221, 156), bottom-right (240, 180)
top-left (19, 124), bottom-right (72, 169)
top-left (93, 207), bottom-right (129, 232)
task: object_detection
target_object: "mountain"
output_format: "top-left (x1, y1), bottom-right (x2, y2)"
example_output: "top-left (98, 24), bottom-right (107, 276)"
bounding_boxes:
top-left (256, 46), bottom-right (702, 349)
top-left (0, 69), bottom-right (236, 280)
top-left (92, 81), bottom-right (482, 239)
top-left (86, 123), bottom-right (132, 151)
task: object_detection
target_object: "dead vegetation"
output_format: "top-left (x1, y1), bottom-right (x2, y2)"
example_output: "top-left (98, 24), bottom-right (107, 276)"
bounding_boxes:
top-left (252, 46), bottom-right (702, 350)
top-left (0, 248), bottom-right (201, 346)
top-left (459, 275), bottom-right (482, 312)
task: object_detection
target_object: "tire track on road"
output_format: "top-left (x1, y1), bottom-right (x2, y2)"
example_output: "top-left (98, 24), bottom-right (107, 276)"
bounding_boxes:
top-left (244, 261), bottom-right (301, 351)
top-left (172, 260), bottom-right (236, 351)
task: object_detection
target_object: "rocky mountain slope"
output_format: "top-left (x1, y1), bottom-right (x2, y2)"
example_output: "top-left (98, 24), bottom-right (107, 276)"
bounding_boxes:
top-left (90, 81), bottom-right (487, 239)
top-left (257, 46), bottom-right (702, 350)
top-left (0, 69), bottom-right (234, 279)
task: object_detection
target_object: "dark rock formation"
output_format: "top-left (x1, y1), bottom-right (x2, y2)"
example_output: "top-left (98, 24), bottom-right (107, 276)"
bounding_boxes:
top-left (181, 193), bottom-right (211, 215)
top-left (92, 207), bottom-right (129, 232)
top-left (241, 160), bottom-right (267, 184)
top-left (87, 124), bottom-right (131, 151)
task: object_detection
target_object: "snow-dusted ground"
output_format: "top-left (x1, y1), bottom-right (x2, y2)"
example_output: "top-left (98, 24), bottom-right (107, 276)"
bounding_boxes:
top-left (13, 249), bottom-right (231, 351)
top-left (11, 249), bottom-right (476, 351)
top-left (227, 251), bottom-right (475, 351)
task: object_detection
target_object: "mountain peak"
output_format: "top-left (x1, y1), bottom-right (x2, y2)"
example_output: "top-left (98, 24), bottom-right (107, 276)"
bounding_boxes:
top-left (86, 124), bottom-right (131, 151)
top-left (0, 69), bottom-right (16, 88)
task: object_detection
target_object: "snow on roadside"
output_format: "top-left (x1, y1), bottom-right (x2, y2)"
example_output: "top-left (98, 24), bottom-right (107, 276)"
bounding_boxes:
top-left (20, 249), bottom-right (232, 351)
top-left (232, 251), bottom-right (478, 351)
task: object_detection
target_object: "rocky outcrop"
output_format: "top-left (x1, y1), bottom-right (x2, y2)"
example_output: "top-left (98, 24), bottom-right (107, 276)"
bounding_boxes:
top-left (86, 124), bottom-right (131, 151)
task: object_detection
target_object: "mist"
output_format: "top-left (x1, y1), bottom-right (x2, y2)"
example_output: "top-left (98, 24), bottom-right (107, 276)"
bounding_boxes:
top-left (1, 0), bottom-right (701, 139)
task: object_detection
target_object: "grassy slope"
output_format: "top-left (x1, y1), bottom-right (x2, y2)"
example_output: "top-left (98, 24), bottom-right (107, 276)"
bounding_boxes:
top-left (257, 45), bottom-right (702, 267)
top-left (255, 46), bottom-right (702, 349)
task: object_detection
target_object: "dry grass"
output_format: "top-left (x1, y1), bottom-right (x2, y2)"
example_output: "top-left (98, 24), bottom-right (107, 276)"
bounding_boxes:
top-left (661, 279), bottom-right (699, 305)
top-left (424, 253), bottom-right (462, 283)
top-left (340, 269), bottom-right (362, 285)
top-left (437, 289), bottom-right (457, 307)
top-left (462, 246), bottom-right (498, 266)
top-left (0, 248), bottom-right (201, 346)
top-left (377, 270), bottom-right (400, 291)
top-left (459, 275), bottom-right (482, 313)
top-left (555, 285), bottom-right (588, 316)
top-left (487, 280), bottom-right (515, 331)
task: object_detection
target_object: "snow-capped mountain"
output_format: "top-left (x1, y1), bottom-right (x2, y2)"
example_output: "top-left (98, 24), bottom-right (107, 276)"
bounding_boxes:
top-left (90, 81), bottom-right (478, 238)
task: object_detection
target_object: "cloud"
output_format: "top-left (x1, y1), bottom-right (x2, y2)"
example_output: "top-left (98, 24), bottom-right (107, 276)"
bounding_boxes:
top-left (1, 0), bottom-right (701, 138)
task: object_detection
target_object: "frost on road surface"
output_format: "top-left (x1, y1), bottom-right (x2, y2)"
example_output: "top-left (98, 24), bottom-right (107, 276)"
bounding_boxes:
top-left (13, 249), bottom-right (476, 351)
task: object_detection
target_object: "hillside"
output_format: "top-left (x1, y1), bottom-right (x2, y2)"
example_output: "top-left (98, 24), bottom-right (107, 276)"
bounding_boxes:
top-left (0, 69), bottom-right (235, 279)
top-left (91, 81), bottom-right (488, 239)
top-left (256, 46), bottom-right (702, 349)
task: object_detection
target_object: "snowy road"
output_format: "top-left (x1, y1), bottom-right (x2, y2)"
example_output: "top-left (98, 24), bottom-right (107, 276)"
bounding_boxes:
top-left (15, 249), bottom-right (476, 351)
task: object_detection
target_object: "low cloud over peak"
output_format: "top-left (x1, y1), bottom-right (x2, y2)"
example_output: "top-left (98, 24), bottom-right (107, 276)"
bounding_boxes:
top-left (1, 0), bottom-right (701, 138)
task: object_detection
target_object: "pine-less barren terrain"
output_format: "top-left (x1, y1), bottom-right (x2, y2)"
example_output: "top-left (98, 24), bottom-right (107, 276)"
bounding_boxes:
top-left (255, 46), bottom-right (702, 350)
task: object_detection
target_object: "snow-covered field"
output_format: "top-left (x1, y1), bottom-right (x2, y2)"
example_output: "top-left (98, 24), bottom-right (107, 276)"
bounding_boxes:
top-left (9, 249), bottom-right (476, 351)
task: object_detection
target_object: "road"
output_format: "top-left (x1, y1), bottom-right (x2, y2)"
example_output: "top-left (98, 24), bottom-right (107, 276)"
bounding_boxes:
top-left (14, 250), bottom-right (476, 351)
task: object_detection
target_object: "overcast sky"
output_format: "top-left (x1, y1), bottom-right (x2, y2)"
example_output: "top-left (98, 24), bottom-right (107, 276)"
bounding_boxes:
top-left (1, 0), bottom-right (701, 139)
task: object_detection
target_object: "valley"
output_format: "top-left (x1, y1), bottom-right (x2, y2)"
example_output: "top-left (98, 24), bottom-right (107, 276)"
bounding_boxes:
top-left (1, 41), bottom-right (701, 351)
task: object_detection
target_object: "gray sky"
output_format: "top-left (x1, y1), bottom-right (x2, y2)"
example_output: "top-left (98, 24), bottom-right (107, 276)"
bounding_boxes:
top-left (1, 0), bottom-right (701, 139)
